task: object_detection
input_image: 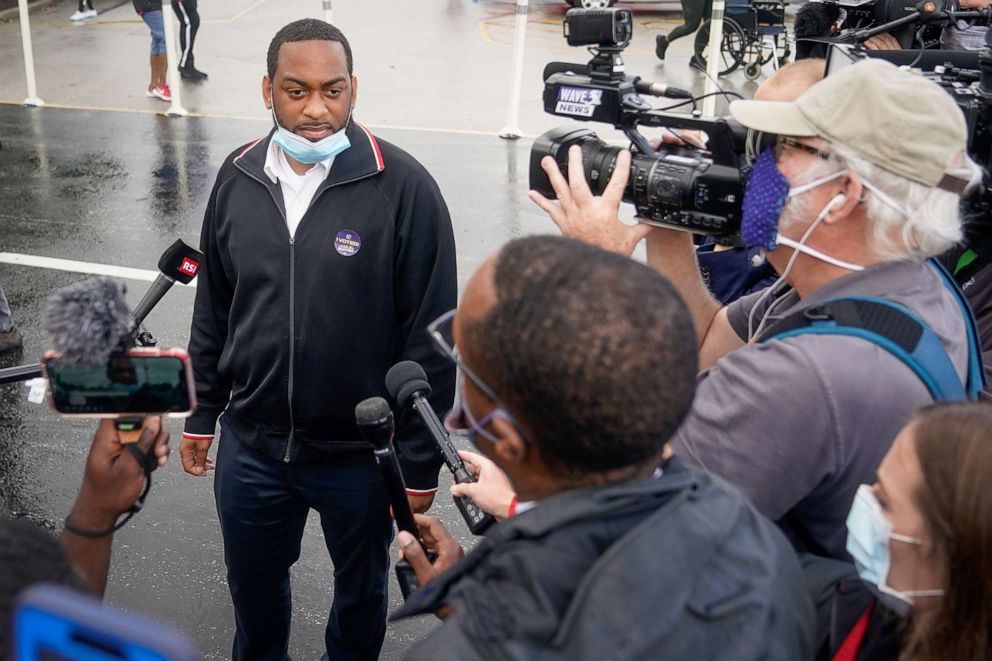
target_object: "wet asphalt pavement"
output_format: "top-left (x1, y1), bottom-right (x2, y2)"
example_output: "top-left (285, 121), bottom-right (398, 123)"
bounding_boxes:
top-left (0, 103), bottom-right (545, 659)
top-left (0, 0), bottom-right (783, 657)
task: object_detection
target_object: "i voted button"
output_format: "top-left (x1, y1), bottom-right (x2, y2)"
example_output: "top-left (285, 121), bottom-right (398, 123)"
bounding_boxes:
top-left (334, 230), bottom-right (362, 257)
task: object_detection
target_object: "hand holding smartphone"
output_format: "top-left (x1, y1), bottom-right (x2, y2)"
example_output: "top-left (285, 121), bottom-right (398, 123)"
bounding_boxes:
top-left (41, 348), bottom-right (196, 442)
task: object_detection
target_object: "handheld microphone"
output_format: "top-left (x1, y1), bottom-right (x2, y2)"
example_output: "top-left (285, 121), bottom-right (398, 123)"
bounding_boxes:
top-left (355, 396), bottom-right (429, 600)
top-left (542, 62), bottom-right (693, 99)
top-left (130, 240), bottom-right (204, 333)
top-left (386, 361), bottom-right (496, 535)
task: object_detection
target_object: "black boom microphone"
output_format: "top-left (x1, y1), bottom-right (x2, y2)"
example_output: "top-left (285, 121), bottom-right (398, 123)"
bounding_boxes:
top-left (355, 396), bottom-right (429, 600)
top-left (130, 239), bottom-right (204, 333)
top-left (542, 61), bottom-right (693, 99)
top-left (385, 361), bottom-right (496, 535)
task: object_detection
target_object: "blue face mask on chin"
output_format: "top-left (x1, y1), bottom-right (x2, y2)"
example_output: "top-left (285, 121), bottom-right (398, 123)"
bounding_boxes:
top-left (270, 107), bottom-right (352, 165)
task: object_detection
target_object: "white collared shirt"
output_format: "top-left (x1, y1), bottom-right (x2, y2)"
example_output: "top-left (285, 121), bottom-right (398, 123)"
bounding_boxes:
top-left (263, 140), bottom-right (336, 239)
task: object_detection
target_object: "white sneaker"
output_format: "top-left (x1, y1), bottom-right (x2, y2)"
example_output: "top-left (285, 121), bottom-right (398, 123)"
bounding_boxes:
top-left (83, 8), bottom-right (97, 18)
top-left (69, 9), bottom-right (87, 20)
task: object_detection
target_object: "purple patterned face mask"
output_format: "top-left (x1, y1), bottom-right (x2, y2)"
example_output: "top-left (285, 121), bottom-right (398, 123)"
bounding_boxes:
top-left (740, 148), bottom-right (845, 252)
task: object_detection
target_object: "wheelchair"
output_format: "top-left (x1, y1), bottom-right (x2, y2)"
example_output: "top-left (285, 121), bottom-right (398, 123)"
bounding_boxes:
top-left (692, 0), bottom-right (792, 80)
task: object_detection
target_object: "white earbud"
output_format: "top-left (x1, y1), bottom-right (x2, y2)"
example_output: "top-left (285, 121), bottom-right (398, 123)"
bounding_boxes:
top-left (828, 193), bottom-right (846, 210)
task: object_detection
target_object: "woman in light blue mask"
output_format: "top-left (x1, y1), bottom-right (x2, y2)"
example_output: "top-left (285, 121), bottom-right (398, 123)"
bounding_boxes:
top-left (843, 402), bottom-right (992, 660)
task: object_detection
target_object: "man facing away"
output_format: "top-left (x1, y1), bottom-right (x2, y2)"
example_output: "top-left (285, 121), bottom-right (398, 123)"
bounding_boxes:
top-left (393, 236), bottom-right (815, 660)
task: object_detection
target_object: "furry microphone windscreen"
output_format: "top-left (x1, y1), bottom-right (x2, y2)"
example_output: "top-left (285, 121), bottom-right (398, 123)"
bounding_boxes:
top-left (44, 278), bottom-right (131, 366)
top-left (795, 2), bottom-right (840, 41)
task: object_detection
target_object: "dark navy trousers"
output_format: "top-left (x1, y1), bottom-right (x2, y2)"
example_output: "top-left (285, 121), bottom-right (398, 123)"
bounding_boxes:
top-left (214, 419), bottom-right (393, 661)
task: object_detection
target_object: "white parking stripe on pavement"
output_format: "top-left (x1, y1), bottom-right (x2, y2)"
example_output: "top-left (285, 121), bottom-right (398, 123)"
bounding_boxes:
top-left (0, 252), bottom-right (197, 287)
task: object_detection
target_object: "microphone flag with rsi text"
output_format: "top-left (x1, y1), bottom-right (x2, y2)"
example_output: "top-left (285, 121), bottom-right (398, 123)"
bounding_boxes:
top-left (131, 240), bottom-right (205, 331)
top-left (159, 239), bottom-right (203, 284)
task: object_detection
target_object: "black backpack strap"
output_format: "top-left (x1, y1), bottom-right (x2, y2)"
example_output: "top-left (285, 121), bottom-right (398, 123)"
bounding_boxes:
top-left (760, 296), bottom-right (969, 402)
top-left (928, 258), bottom-right (986, 399)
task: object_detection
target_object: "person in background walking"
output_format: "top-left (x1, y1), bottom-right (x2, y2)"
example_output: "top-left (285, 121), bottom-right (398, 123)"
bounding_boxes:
top-left (172, 0), bottom-right (207, 81)
top-left (70, 0), bottom-right (97, 22)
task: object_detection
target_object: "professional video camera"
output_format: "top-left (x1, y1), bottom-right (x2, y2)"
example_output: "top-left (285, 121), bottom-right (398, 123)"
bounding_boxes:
top-left (823, 2), bottom-right (992, 223)
top-left (529, 8), bottom-right (750, 236)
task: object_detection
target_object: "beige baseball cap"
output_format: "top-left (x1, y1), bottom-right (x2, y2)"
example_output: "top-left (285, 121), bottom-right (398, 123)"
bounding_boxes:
top-left (730, 58), bottom-right (968, 193)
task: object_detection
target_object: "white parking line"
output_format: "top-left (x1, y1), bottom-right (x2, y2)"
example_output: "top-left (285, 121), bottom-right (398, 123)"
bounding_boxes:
top-left (0, 252), bottom-right (196, 287)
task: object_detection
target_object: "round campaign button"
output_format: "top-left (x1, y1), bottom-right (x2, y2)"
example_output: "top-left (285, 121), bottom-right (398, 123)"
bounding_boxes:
top-left (334, 230), bottom-right (362, 257)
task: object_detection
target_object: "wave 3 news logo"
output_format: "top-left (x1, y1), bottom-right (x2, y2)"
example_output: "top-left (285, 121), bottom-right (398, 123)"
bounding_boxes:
top-left (555, 86), bottom-right (603, 118)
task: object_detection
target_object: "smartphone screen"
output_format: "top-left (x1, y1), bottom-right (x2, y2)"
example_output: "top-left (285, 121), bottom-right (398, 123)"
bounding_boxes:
top-left (44, 353), bottom-right (195, 416)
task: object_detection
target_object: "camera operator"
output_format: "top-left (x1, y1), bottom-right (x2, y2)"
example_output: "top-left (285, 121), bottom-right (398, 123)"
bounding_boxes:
top-left (390, 236), bottom-right (815, 660)
top-left (0, 420), bottom-right (170, 653)
top-left (534, 58), bottom-right (981, 562)
top-left (694, 58), bottom-right (826, 305)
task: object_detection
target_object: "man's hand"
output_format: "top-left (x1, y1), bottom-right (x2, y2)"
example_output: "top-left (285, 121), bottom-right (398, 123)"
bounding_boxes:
top-left (63, 418), bottom-right (170, 596)
top-left (71, 417), bottom-right (170, 529)
top-left (864, 32), bottom-right (901, 50)
top-left (397, 514), bottom-right (465, 592)
top-left (450, 450), bottom-right (515, 520)
top-left (179, 433), bottom-right (215, 476)
top-left (407, 492), bottom-right (435, 514)
top-left (529, 145), bottom-right (651, 257)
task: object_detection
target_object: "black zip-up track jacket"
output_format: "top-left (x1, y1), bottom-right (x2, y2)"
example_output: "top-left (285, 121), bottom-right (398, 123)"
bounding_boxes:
top-left (184, 123), bottom-right (456, 490)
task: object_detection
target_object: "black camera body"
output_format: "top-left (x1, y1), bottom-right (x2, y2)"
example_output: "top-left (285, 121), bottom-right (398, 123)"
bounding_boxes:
top-left (531, 8), bottom-right (749, 236)
top-left (563, 7), bottom-right (633, 47)
top-left (530, 127), bottom-right (745, 233)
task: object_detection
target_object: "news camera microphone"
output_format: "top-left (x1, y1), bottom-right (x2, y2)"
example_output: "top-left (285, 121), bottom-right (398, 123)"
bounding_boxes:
top-left (44, 278), bottom-right (131, 366)
top-left (355, 396), bottom-right (428, 600)
top-left (542, 61), bottom-right (693, 99)
top-left (130, 240), bottom-right (204, 333)
top-left (386, 361), bottom-right (496, 535)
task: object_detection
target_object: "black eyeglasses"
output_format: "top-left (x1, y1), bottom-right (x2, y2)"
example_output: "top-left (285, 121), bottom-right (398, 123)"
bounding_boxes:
top-left (427, 309), bottom-right (533, 445)
top-left (774, 135), bottom-right (833, 161)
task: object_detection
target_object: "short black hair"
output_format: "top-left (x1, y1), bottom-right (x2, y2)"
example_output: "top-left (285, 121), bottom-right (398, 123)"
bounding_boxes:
top-left (267, 19), bottom-right (354, 80)
top-left (465, 236), bottom-right (698, 478)
top-left (0, 518), bottom-right (88, 658)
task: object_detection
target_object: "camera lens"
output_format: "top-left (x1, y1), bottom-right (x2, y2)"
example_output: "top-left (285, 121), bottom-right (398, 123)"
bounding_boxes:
top-left (530, 126), bottom-right (742, 235)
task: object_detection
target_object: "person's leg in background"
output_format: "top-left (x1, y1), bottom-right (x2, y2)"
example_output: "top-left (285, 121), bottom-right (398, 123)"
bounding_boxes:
top-left (0, 286), bottom-right (23, 353)
top-left (70, 0), bottom-right (96, 21)
top-left (297, 462), bottom-right (392, 661)
top-left (173, 0), bottom-right (207, 80)
top-left (215, 421), bottom-right (311, 661)
top-left (656, 0), bottom-right (712, 61)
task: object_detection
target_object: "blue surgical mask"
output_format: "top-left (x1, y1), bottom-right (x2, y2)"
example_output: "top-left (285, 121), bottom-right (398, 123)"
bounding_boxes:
top-left (845, 484), bottom-right (943, 616)
top-left (740, 148), bottom-right (845, 252)
top-left (270, 107), bottom-right (352, 164)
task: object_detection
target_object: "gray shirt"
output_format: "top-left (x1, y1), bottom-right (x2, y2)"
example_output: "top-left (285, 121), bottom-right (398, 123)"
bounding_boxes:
top-left (672, 260), bottom-right (968, 559)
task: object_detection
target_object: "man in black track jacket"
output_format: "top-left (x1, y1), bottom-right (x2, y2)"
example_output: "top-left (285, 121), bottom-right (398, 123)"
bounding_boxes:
top-left (179, 19), bottom-right (456, 661)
